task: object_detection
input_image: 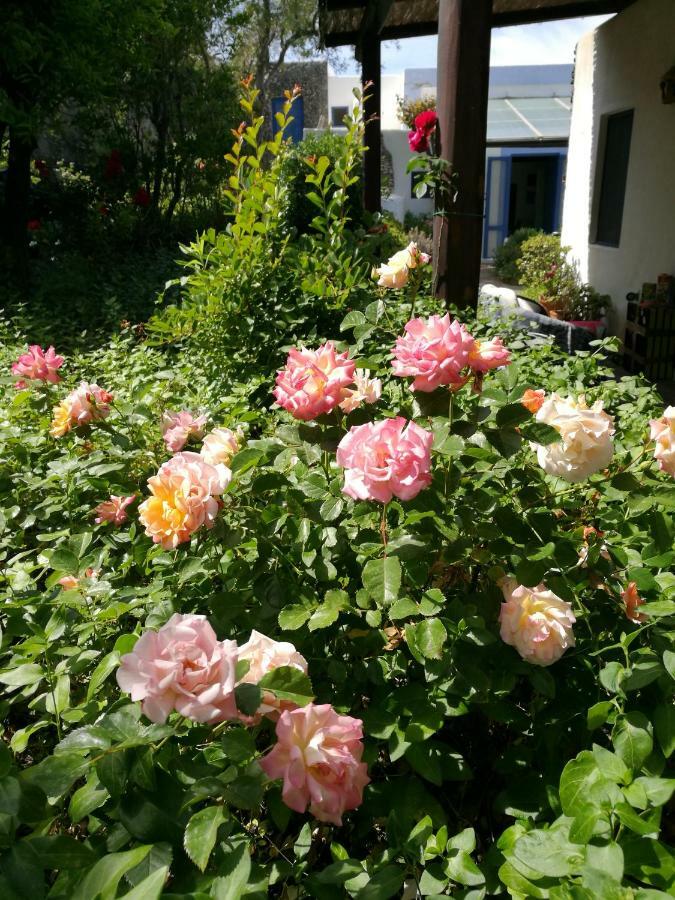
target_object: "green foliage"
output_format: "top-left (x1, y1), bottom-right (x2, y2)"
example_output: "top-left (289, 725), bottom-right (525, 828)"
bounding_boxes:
top-left (494, 226), bottom-right (541, 283)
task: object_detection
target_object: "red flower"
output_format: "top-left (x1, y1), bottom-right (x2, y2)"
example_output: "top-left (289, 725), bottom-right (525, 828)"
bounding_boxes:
top-left (132, 186), bottom-right (151, 208)
top-left (27, 219), bottom-right (42, 231)
top-left (408, 129), bottom-right (429, 153)
top-left (414, 109), bottom-right (438, 135)
top-left (104, 149), bottom-right (124, 180)
top-left (99, 204), bottom-right (109, 217)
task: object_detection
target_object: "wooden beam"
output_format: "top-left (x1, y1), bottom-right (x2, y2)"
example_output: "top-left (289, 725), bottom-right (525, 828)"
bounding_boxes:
top-left (433, 0), bottom-right (492, 310)
top-left (361, 30), bottom-right (381, 213)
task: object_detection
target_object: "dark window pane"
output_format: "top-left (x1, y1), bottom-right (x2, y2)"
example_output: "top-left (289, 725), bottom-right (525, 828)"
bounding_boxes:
top-left (330, 106), bottom-right (349, 127)
top-left (595, 109), bottom-right (633, 246)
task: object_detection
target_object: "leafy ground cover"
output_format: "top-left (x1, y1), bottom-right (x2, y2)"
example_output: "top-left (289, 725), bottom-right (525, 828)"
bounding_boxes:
top-left (0, 85), bottom-right (673, 899)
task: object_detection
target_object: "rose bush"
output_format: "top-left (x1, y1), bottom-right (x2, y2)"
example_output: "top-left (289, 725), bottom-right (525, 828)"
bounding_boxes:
top-left (0, 83), bottom-right (673, 899)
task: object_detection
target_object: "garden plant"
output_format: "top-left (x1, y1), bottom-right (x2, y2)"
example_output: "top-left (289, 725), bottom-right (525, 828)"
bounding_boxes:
top-left (0, 83), bottom-right (673, 900)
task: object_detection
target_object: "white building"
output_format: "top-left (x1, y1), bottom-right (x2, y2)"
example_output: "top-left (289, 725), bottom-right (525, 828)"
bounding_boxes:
top-left (561, 0), bottom-right (675, 336)
top-left (320, 64), bottom-right (573, 255)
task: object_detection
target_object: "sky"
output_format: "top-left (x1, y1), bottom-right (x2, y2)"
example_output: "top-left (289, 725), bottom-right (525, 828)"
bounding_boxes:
top-left (330, 15), bottom-right (614, 74)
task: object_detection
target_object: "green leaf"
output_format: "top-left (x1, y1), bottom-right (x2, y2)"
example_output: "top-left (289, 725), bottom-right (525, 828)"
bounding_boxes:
top-left (613, 712), bottom-right (653, 774)
top-left (511, 824), bottom-right (585, 878)
top-left (569, 804), bottom-right (600, 844)
top-left (278, 604), bottom-right (310, 630)
top-left (221, 729), bottom-right (256, 764)
top-left (118, 866), bottom-right (168, 900)
top-left (587, 701), bottom-right (613, 731)
top-left (258, 666), bottom-right (314, 706)
top-left (87, 652), bottom-right (120, 701)
top-left (230, 448), bottom-right (262, 475)
top-left (21, 752), bottom-right (90, 803)
top-left (234, 684), bottom-right (261, 717)
top-left (210, 842), bottom-right (251, 899)
top-left (445, 850), bottom-right (485, 887)
top-left (356, 864), bottom-right (405, 899)
top-left (363, 556), bottom-right (401, 605)
top-left (406, 618), bottom-right (447, 660)
top-left (308, 589), bottom-right (348, 631)
top-left (315, 859), bottom-right (365, 883)
top-left (184, 805), bottom-right (226, 872)
top-left (0, 664), bottom-right (44, 687)
top-left (96, 750), bottom-right (128, 798)
top-left (72, 846), bottom-right (153, 900)
top-left (340, 310), bottom-right (367, 331)
top-left (320, 495), bottom-right (343, 522)
top-left (654, 703), bottom-right (675, 758)
top-left (592, 744), bottom-right (630, 785)
top-left (50, 547), bottom-right (79, 573)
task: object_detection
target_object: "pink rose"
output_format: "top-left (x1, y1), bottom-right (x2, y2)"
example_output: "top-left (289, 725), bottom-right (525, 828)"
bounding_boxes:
top-left (408, 110), bottom-right (437, 154)
top-left (50, 382), bottom-right (113, 438)
top-left (12, 345), bottom-right (64, 384)
top-left (162, 410), bottom-right (208, 453)
top-left (138, 451), bottom-right (229, 549)
top-left (467, 337), bottom-right (511, 373)
top-left (336, 417), bottom-right (433, 503)
top-left (499, 578), bottom-right (576, 666)
top-left (273, 342), bottom-right (356, 421)
top-left (408, 128), bottom-right (429, 153)
top-left (94, 494), bottom-right (136, 525)
top-left (116, 613), bottom-right (238, 724)
top-left (392, 314), bottom-right (475, 392)
top-left (649, 406), bottom-right (675, 477)
top-left (237, 630), bottom-right (309, 721)
top-left (259, 703), bottom-right (370, 825)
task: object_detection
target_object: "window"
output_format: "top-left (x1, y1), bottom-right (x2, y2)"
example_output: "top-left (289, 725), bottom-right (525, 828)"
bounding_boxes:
top-left (593, 109), bottom-right (634, 247)
top-left (330, 106), bottom-right (348, 127)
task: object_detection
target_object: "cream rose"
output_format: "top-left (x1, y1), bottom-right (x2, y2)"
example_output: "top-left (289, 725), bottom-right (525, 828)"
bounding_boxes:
top-left (373, 242), bottom-right (430, 289)
top-left (532, 393), bottom-right (614, 482)
top-left (649, 406), bottom-right (675, 477)
top-left (499, 578), bottom-right (576, 666)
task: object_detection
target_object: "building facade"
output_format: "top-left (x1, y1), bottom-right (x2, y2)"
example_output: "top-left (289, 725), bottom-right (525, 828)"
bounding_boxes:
top-left (561, 0), bottom-right (675, 335)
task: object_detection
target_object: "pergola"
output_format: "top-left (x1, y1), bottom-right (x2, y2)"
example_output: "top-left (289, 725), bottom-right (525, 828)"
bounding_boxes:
top-left (319, 0), bottom-right (635, 308)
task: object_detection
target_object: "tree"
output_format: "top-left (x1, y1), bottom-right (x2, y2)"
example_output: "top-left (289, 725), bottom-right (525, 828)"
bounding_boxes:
top-left (217, 0), bottom-right (321, 128)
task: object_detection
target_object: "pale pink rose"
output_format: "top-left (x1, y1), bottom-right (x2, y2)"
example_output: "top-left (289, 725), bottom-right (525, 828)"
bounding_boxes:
top-left (392, 314), bottom-right (475, 392)
top-left (533, 393), bottom-right (614, 482)
top-left (116, 613), bottom-right (238, 724)
top-left (373, 242), bottom-right (430, 289)
top-left (94, 494), bottom-right (136, 525)
top-left (649, 406), bottom-right (675, 477)
top-left (138, 451), bottom-right (229, 549)
top-left (12, 345), bottom-right (64, 384)
top-left (621, 581), bottom-right (647, 624)
top-left (237, 630), bottom-right (309, 720)
top-left (50, 382), bottom-right (113, 438)
top-left (521, 389), bottom-right (546, 414)
top-left (259, 703), bottom-right (370, 825)
top-left (499, 578), bottom-right (576, 666)
top-left (200, 426), bottom-right (241, 467)
top-left (58, 575), bottom-right (80, 591)
top-left (162, 410), bottom-right (208, 453)
top-left (339, 369), bottom-right (383, 413)
top-left (336, 416), bottom-right (433, 503)
top-left (273, 342), bottom-right (356, 421)
top-left (467, 337), bottom-right (511, 373)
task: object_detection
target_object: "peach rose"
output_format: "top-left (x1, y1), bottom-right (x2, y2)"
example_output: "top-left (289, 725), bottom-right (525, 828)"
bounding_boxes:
top-left (94, 494), bottom-right (136, 526)
top-left (339, 369), bottom-right (382, 414)
top-left (259, 703), bottom-right (370, 825)
top-left (162, 410), bottom-right (208, 453)
top-left (499, 578), bottom-right (576, 666)
top-left (649, 406), bottom-right (675, 477)
top-left (621, 582), bottom-right (647, 624)
top-left (12, 345), bottom-right (64, 385)
top-left (336, 416), bottom-right (433, 503)
top-left (58, 575), bottom-right (80, 591)
top-left (200, 426), bottom-right (241, 467)
top-left (138, 451), bottom-right (229, 549)
top-left (50, 382), bottom-right (112, 438)
top-left (533, 394), bottom-right (614, 482)
top-left (467, 337), bottom-right (511, 373)
top-left (116, 613), bottom-right (238, 724)
top-left (521, 389), bottom-right (546, 414)
top-left (373, 242), bottom-right (430, 289)
top-left (273, 342), bottom-right (356, 421)
top-left (237, 631), bottom-right (308, 720)
top-left (392, 314), bottom-right (475, 392)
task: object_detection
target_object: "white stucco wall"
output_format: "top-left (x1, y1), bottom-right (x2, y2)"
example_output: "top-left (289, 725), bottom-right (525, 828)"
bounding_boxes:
top-left (327, 75), bottom-right (403, 130)
top-left (561, 0), bottom-right (675, 335)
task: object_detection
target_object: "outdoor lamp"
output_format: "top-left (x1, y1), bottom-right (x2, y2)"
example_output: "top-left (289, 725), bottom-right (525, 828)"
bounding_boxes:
top-left (660, 66), bottom-right (675, 104)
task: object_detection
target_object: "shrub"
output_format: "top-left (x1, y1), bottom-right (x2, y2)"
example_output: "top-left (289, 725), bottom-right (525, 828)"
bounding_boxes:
top-left (494, 226), bottom-right (540, 283)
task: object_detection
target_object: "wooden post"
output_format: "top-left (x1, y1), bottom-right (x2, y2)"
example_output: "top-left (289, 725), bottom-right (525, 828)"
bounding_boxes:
top-left (361, 31), bottom-right (381, 213)
top-left (433, 0), bottom-right (492, 308)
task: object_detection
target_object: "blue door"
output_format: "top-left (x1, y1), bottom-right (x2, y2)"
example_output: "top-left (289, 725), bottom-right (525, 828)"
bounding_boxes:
top-left (483, 156), bottom-right (511, 258)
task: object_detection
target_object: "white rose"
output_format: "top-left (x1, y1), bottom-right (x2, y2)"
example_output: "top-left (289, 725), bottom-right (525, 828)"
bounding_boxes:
top-left (533, 393), bottom-right (614, 482)
top-left (237, 631), bottom-right (308, 719)
top-left (650, 406), bottom-right (675, 477)
top-left (200, 426), bottom-right (242, 467)
top-left (499, 578), bottom-right (576, 666)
